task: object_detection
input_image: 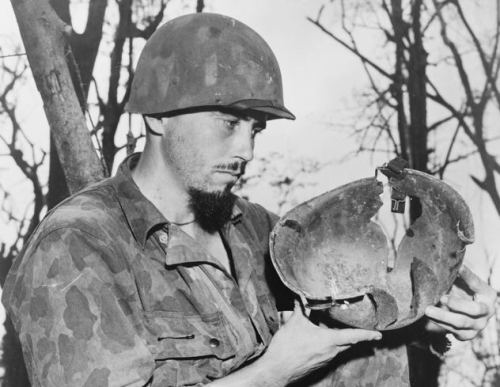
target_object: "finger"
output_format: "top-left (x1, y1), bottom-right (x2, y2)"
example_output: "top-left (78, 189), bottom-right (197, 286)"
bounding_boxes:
top-left (440, 295), bottom-right (490, 317)
top-left (279, 311), bottom-right (293, 325)
top-left (290, 299), bottom-right (310, 320)
top-left (458, 266), bottom-right (496, 315)
top-left (288, 300), bottom-right (303, 322)
top-left (428, 321), bottom-right (478, 341)
top-left (425, 319), bottom-right (446, 334)
top-left (425, 305), bottom-right (485, 331)
top-left (293, 299), bottom-right (302, 312)
top-left (459, 266), bottom-right (493, 297)
top-left (329, 328), bottom-right (382, 346)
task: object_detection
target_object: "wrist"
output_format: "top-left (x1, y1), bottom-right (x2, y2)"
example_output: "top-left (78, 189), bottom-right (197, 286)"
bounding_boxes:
top-left (252, 350), bottom-right (291, 387)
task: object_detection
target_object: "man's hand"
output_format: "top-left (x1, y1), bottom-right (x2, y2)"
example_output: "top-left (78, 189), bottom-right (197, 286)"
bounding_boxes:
top-left (209, 300), bottom-right (381, 387)
top-left (425, 265), bottom-right (497, 341)
top-left (260, 300), bottom-right (382, 384)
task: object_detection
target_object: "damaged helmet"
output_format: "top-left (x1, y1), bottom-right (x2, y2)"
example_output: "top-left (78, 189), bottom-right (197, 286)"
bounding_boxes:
top-left (269, 159), bottom-right (474, 330)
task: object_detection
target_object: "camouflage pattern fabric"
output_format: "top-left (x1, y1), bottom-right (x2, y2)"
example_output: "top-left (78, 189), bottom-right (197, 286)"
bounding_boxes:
top-left (297, 343), bottom-right (410, 387)
top-left (2, 153), bottom-right (281, 387)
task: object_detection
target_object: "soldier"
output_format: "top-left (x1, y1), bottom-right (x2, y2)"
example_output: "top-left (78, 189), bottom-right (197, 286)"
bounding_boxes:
top-left (3, 12), bottom-right (496, 387)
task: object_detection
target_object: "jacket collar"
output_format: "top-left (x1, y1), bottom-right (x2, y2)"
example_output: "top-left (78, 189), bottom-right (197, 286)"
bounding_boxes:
top-left (111, 153), bottom-right (167, 248)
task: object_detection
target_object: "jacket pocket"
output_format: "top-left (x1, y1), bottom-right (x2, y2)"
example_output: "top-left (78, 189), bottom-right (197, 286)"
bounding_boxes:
top-left (144, 310), bottom-right (236, 361)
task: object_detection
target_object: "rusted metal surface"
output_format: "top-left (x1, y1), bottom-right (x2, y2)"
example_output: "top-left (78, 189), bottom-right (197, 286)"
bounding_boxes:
top-left (125, 13), bottom-right (295, 120)
top-left (270, 168), bottom-right (474, 330)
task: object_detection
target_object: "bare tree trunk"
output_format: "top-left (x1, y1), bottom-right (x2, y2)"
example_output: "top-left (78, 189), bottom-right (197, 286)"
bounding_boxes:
top-left (197, 0), bottom-right (205, 13)
top-left (47, 136), bottom-right (70, 209)
top-left (47, 0), bottom-right (108, 208)
top-left (50, 0), bottom-right (108, 104)
top-left (405, 4), bottom-right (441, 386)
top-left (391, 0), bottom-right (410, 162)
top-left (408, 0), bottom-right (428, 174)
top-left (5, 1), bottom-right (106, 384)
top-left (407, 0), bottom-right (428, 224)
top-left (10, 0), bottom-right (105, 194)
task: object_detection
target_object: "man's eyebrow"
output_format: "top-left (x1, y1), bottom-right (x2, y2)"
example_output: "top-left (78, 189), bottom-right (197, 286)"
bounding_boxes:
top-left (212, 111), bottom-right (267, 128)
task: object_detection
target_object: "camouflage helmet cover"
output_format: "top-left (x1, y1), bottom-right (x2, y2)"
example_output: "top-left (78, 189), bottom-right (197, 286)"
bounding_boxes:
top-left (270, 162), bottom-right (474, 330)
top-left (125, 13), bottom-right (295, 120)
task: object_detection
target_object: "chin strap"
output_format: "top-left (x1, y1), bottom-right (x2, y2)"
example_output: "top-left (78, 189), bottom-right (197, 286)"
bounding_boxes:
top-left (377, 157), bottom-right (409, 214)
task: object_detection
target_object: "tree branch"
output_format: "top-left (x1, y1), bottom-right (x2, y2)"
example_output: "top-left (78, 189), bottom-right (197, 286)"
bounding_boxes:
top-left (428, 114), bottom-right (455, 132)
top-left (452, 0), bottom-right (500, 108)
top-left (0, 60), bottom-right (47, 256)
top-left (438, 121), bottom-right (460, 178)
top-left (131, 0), bottom-right (167, 39)
top-left (196, 0), bottom-right (204, 13)
top-left (432, 0), bottom-right (475, 108)
top-left (307, 16), bottom-right (394, 80)
top-left (83, 0), bottom-right (108, 37)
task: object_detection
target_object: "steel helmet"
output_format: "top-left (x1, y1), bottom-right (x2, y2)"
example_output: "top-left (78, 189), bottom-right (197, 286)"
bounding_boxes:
top-left (125, 13), bottom-right (295, 120)
top-left (270, 159), bottom-right (474, 330)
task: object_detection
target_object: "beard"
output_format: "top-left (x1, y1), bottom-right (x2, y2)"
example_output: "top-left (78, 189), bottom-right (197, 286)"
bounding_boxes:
top-left (188, 187), bottom-right (237, 233)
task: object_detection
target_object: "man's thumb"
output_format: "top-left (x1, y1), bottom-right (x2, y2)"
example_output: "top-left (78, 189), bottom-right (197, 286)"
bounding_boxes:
top-left (330, 328), bottom-right (382, 346)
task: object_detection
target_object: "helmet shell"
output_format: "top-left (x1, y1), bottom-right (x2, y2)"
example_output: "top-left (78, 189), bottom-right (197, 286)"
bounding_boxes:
top-left (270, 168), bottom-right (474, 330)
top-left (126, 13), bottom-right (295, 120)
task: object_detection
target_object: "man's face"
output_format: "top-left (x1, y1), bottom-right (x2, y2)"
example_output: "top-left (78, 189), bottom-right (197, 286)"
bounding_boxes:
top-left (158, 110), bottom-right (266, 195)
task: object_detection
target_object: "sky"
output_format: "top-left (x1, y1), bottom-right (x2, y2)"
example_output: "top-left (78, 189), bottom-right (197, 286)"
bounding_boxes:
top-left (1, 0), bottom-right (500, 338)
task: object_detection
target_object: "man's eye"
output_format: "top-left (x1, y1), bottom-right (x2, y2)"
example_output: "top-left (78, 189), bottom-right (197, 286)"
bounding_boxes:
top-left (224, 120), bottom-right (239, 130)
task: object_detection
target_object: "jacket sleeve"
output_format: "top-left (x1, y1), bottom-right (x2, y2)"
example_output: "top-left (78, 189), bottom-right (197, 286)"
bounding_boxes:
top-left (3, 227), bottom-right (155, 387)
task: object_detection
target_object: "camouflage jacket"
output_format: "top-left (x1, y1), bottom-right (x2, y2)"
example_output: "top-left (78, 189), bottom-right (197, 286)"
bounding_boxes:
top-left (2, 154), bottom-right (284, 387)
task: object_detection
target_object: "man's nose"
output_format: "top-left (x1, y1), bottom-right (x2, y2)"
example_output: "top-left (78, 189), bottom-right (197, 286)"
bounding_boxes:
top-left (233, 124), bottom-right (255, 162)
